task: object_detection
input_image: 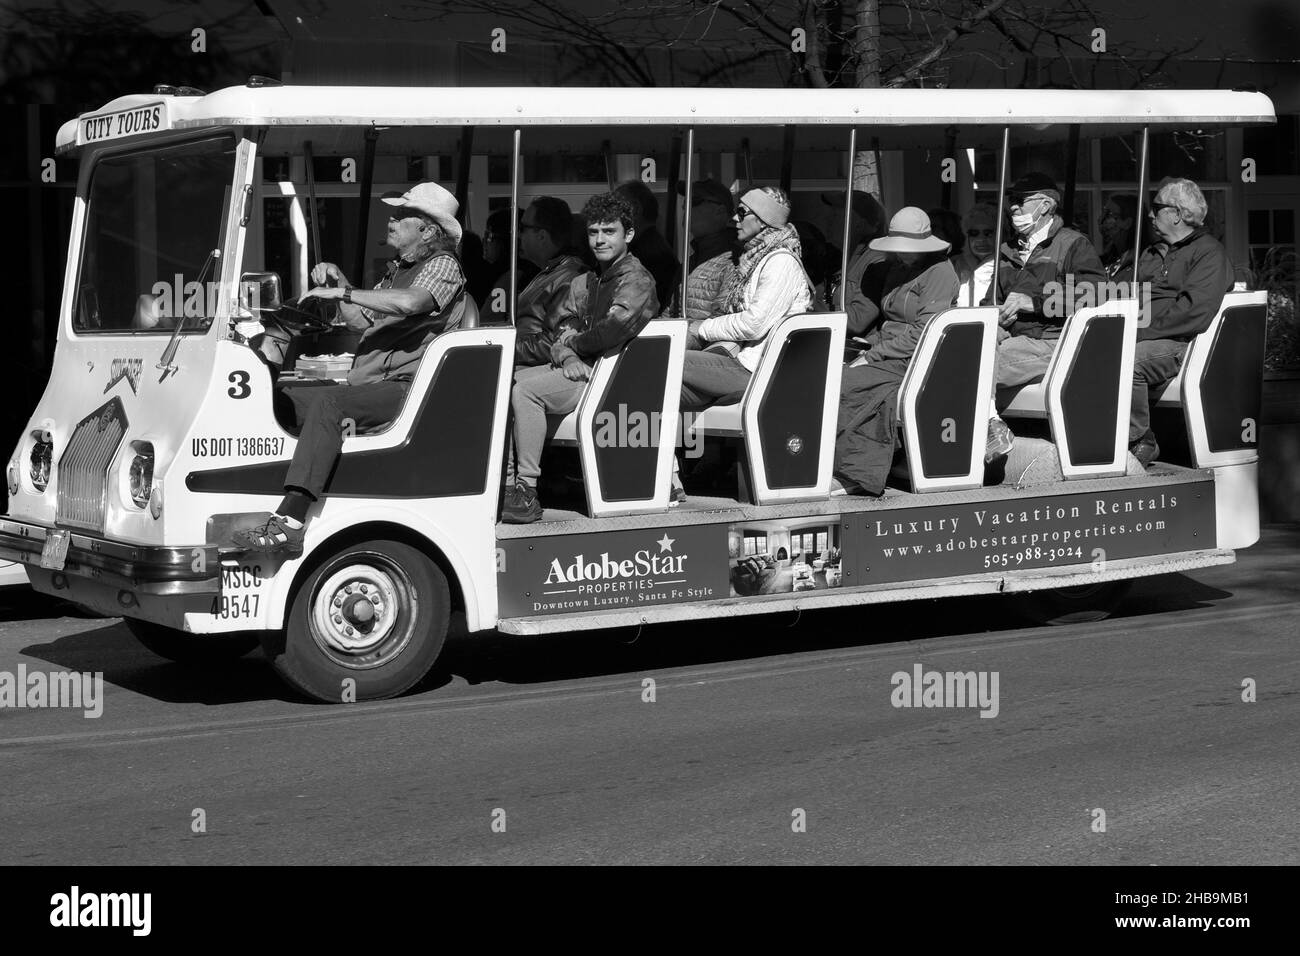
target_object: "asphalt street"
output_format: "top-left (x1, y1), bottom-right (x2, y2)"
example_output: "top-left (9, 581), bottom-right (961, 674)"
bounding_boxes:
top-left (1, 527), bottom-right (1296, 865)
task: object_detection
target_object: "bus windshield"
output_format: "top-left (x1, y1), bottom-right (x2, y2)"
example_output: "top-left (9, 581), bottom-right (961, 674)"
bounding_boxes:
top-left (73, 135), bottom-right (235, 334)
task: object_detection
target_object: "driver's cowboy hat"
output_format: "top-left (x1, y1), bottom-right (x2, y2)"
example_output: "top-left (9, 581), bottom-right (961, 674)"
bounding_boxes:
top-left (382, 182), bottom-right (462, 245)
top-left (869, 207), bottom-right (951, 254)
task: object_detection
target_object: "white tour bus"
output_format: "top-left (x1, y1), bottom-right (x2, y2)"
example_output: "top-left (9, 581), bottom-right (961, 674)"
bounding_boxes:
top-left (0, 84), bottom-right (1274, 701)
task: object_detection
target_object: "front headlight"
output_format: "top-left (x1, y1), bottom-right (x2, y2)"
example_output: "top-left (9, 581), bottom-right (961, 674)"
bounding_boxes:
top-left (29, 430), bottom-right (52, 492)
top-left (128, 441), bottom-right (154, 508)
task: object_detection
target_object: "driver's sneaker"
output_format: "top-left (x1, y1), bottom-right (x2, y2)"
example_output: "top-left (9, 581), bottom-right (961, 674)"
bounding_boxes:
top-left (501, 482), bottom-right (543, 524)
top-left (230, 514), bottom-right (305, 557)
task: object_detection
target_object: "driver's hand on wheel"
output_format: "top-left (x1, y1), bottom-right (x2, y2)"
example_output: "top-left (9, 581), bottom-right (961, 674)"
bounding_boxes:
top-left (310, 262), bottom-right (347, 287)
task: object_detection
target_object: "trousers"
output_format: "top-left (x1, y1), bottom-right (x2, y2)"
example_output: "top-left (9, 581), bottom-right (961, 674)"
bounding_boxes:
top-left (280, 380), bottom-right (408, 497)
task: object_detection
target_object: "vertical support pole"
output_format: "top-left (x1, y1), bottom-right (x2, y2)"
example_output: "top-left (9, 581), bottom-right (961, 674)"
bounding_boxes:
top-left (1132, 126), bottom-right (1150, 289)
top-left (665, 131), bottom-right (682, 253)
top-left (454, 125), bottom-right (474, 225)
top-left (353, 127), bottom-right (379, 284)
top-left (780, 124), bottom-right (796, 196)
top-left (1063, 123), bottom-right (1080, 228)
top-left (302, 140), bottom-right (321, 268)
top-left (510, 127), bottom-right (521, 326)
top-left (991, 126), bottom-right (1010, 305)
top-left (679, 127), bottom-right (695, 318)
top-left (839, 127), bottom-right (857, 312)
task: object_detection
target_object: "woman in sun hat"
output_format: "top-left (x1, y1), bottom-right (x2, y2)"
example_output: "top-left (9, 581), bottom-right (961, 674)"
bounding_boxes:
top-left (833, 206), bottom-right (959, 496)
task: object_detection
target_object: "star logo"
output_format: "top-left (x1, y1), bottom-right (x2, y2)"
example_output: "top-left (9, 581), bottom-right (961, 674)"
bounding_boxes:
top-left (656, 533), bottom-right (675, 553)
top-left (103, 357), bottom-right (143, 395)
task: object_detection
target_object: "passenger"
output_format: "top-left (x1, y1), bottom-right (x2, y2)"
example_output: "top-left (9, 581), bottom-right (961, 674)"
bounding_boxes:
top-left (1129, 178), bottom-right (1233, 468)
top-left (952, 202), bottom-right (1013, 461)
top-left (233, 182), bottom-right (467, 555)
top-left (501, 193), bottom-right (659, 523)
top-left (830, 190), bottom-right (889, 333)
top-left (927, 207), bottom-right (965, 258)
top-left (679, 186), bottom-right (812, 407)
top-left (615, 180), bottom-right (682, 308)
top-left (513, 197), bottom-right (590, 366)
top-left (992, 171), bottom-right (1105, 389)
top-left (1097, 194), bottom-right (1139, 279)
top-left (460, 231), bottom-right (495, 307)
top-left (831, 208), bottom-right (958, 496)
top-left (661, 178), bottom-right (738, 320)
top-left (952, 203), bottom-right (998, 307)
top-left (792, 220), bottom-right (833, 311)
top-left (483, 207), bottom-right (540, 319)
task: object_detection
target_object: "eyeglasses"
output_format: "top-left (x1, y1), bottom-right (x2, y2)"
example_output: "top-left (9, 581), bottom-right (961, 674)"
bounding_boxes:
top-left (965, 228), bottom-right (995, 238)
top-left (735, 204), bottom-right (755, 219)
top-left (1148, 200), bottom-right (1177, 215)
top-left (1008, 195), bottom-right (1048, 210)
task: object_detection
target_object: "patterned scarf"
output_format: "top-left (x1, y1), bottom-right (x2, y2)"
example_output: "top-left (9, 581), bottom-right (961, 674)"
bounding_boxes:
top-left (717, 223), bottom-right (804, 314)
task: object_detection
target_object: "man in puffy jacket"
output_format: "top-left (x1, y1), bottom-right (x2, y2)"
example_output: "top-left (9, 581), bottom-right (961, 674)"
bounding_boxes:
top-left (513, 196), bottom-right (589, 366)
top-left (992, 172), bottom-right (1106, 391)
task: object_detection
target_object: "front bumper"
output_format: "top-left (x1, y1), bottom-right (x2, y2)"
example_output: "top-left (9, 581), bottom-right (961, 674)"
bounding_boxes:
top-left (0, 517), bottom-right (220, 595)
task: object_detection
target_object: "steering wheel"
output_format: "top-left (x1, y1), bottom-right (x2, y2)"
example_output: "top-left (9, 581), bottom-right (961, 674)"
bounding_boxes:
top-left (267, 295), bottom-right (337, 334)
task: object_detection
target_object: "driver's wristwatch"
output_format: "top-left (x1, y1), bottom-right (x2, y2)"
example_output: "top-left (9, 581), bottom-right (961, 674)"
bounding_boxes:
top-left (342, 285), bottom-right (354, 304)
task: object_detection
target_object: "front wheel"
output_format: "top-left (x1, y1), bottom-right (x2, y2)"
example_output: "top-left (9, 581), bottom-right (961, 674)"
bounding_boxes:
top-left (1013, 580), bottom-right (1133, 626)
top-left (126, 618), bottom-right (261, 664)
top-left (269, 540), bottom-right (450, 703)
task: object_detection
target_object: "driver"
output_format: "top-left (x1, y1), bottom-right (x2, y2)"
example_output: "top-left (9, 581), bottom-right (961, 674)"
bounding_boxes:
top-left (233, 181), bottom-right (467, 556)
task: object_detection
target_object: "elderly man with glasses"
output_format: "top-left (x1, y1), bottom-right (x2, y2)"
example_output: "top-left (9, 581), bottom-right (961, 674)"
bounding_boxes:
top-left (1128, 177), bottom-right (1233, 468)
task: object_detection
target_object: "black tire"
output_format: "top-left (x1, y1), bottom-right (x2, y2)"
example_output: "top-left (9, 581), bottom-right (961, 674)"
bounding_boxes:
top-left (269, 539), bottom-right (449, 703)
top-left (1014, 579), bottom-right (1133, 626)
top-left (126, 618), bottom-right (261, 664)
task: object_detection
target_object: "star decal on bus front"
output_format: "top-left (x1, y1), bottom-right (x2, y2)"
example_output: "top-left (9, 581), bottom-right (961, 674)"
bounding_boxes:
top-left (656, 534), bottom-right (675, 553)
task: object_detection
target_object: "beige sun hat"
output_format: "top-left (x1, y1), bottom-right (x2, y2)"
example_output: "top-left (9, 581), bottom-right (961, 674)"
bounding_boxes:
top-left (869, 206), bottom-right (951, 254)
top-left (381, 182), bottom-right (462, 244)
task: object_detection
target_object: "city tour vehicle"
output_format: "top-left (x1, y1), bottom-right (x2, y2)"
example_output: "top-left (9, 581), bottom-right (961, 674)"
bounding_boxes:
top-left (0, 84), bottom-right (1275, 701)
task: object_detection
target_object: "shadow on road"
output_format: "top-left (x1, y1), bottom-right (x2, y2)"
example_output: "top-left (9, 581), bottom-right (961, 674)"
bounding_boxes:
top-left (8, 571), bottom-right (1243, 705)
top-left (422, 572), bottom-right (1237, 693)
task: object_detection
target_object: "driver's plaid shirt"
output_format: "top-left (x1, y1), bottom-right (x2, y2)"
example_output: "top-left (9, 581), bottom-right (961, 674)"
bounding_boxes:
top-left (349, 250), bottom-right (465, 385)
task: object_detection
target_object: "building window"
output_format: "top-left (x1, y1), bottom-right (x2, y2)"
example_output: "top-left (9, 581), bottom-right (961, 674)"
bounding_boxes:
top-left (1243, 115), bottom-right (1299, 177)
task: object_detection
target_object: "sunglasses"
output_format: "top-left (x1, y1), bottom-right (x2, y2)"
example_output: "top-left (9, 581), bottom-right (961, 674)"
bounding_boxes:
top-left (735, 204), bottom-right (755, 219)
top-left (965, 228), bottom-right (995, 238)
top-left (1148, 200), bottom-right (1177, 214)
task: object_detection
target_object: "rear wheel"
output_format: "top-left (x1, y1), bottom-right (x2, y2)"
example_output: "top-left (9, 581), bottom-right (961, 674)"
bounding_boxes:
top-left (126, 619), bottom-right (261, 664)
top-left (269, 539), bottom-right (449, 703)
top-left (1014, 580), bottom-right (1133, 626)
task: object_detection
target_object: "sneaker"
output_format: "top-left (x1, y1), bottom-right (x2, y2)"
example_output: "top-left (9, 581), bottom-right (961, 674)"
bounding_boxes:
top-left (230, 514), bottom-right (305, 557)
top-left (984, 416), bottom-right (1015, 464)
top-left (669, 484), bottom-right (687, 508)
top-left (501, 482), bottom-right (543, 524)
top-left (1130, 436), bottom-right (1160, 469)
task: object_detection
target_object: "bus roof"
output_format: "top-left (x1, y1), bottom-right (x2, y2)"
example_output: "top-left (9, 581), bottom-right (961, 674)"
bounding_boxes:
top-left (57, 85), bottom-right (1276, 153)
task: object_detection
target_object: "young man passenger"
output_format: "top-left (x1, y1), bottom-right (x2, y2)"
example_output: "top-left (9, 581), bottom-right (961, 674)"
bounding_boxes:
top-left (501, 193), bottom-right (659, 524)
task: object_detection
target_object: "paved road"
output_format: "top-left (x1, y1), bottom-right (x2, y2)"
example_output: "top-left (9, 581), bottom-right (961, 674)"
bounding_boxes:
top-left (1, 527), bottom-right (1297, 865)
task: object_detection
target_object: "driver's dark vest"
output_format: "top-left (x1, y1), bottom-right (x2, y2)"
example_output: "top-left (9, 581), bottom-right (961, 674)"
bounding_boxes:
top-left (348, 252), bottom-right (466, 385)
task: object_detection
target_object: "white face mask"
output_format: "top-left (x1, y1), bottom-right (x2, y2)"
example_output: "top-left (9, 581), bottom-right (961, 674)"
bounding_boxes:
top-left (1010, 210), bottom-right (1037, 235)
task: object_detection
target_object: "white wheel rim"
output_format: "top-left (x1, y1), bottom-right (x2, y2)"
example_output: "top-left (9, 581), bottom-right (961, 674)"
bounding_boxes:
top-left (309, 556), bottom-right (417, 669)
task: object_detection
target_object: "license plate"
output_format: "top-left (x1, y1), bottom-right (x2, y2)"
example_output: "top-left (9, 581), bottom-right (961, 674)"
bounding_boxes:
top-left (40, 529), bottom-right (70, 571)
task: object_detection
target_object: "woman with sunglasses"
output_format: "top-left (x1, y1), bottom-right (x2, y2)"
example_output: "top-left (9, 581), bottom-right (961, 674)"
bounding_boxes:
top-left (680, 185), bottom-right (812, 407)
top-left (953, 203), bottom-right (1000, 308)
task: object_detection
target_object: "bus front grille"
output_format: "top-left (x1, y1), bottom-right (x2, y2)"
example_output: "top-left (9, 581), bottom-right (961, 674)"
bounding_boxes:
top-left (56, 397), bottom-right (128, 532)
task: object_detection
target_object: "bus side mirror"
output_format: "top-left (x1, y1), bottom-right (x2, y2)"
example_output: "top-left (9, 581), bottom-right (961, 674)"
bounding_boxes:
top-left (240, 272), bottom-right (283, 312)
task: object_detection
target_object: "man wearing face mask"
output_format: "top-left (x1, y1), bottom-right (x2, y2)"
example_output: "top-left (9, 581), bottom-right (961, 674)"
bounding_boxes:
top-left (991, 172), bottom-right (1106, 392)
